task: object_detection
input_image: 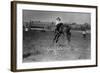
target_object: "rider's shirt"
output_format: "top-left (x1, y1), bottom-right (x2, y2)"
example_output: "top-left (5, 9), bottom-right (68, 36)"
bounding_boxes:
top-left (55, 21), bottom-right (63, 33)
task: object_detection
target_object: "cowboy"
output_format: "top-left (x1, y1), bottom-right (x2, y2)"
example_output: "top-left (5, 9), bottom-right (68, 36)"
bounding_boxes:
top-left (53, 17), bottom-right (64, 43)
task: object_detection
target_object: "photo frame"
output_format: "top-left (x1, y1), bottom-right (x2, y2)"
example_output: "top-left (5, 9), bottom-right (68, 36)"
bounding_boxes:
top-left (11, 1), bottom-right (98, 72)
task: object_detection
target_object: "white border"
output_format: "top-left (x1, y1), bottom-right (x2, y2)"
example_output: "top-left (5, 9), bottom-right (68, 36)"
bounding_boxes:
top-left (17, 3), bottom-right (96, 69)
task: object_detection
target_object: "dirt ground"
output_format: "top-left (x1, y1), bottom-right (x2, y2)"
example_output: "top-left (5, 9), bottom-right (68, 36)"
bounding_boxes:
top-left (23, 30), bottom-right (91, 62)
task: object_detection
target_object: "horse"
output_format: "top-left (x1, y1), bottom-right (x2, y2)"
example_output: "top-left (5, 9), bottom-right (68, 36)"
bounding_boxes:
top-left (53, 23), bottom-right (71, 44)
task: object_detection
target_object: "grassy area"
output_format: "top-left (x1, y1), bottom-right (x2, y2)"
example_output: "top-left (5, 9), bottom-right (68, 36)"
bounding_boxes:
top-left (23, 30), bottom-right (91, 62)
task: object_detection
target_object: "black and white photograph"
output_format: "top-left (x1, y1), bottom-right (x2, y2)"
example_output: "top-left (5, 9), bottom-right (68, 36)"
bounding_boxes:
top-left (11, 1), bottom-right (97, 71)
top-left (23, 10), bottom-right (91, 62)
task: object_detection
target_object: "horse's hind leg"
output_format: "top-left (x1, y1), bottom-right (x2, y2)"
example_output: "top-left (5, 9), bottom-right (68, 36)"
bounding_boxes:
top-left (53, 33), bottom-right (57, 40)
top-left (53, 33), bottom-right (57, 43)
top-left (53, 31), bottom-right (59, 42)
top-left (55, 33), bottom-right (61, 43)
